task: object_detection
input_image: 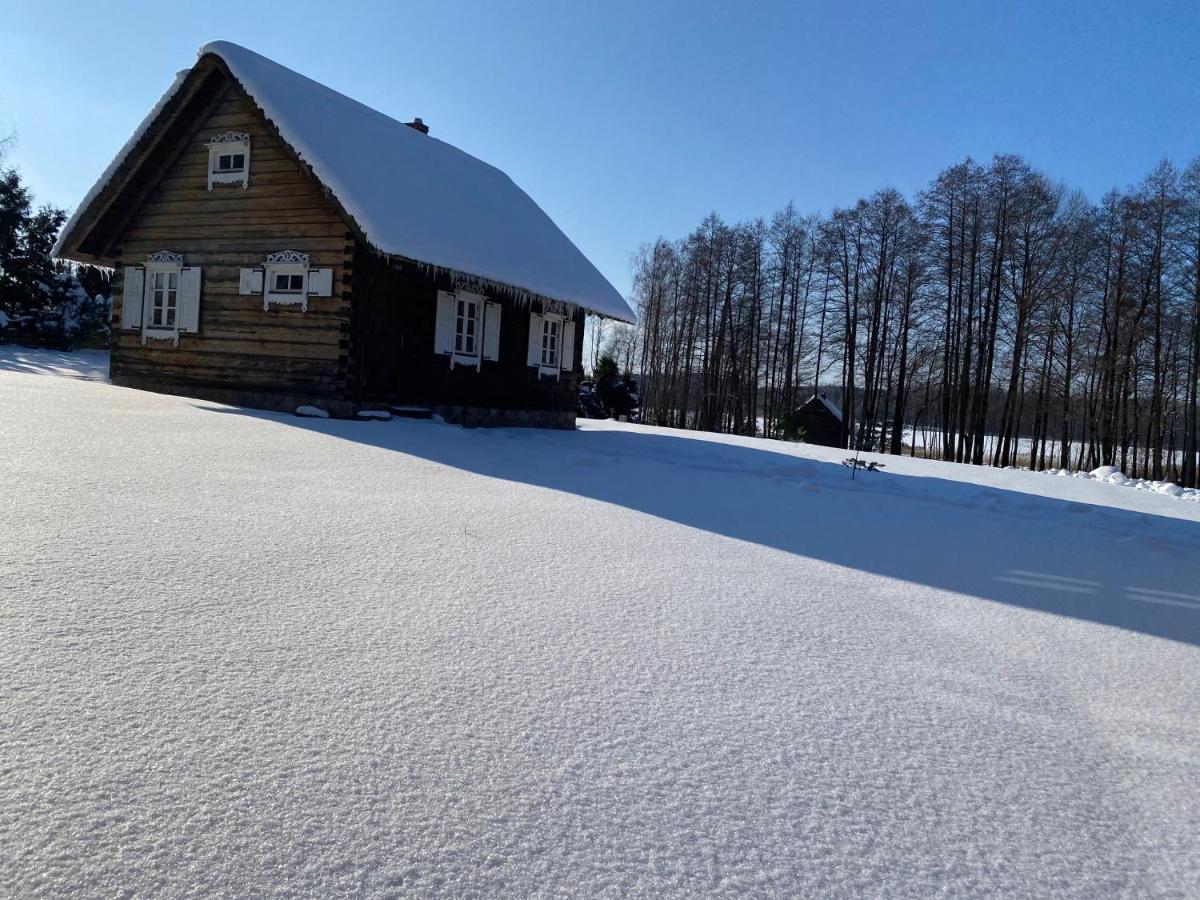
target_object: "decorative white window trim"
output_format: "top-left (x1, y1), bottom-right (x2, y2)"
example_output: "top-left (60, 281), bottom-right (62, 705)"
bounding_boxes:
top-left (539, 313), bottom-right (563, 369)
top-left (263, 250), bottom-right (310, 311)
top-left (450, 292), bottom-right (483, 369)
top-left (527, 311), bottom-right (558, 379)
top-left (206, 132), bottom-right (250, 190)
top-left (138, 251), bottom-right (201, 347)
top-left (252, 252), bottom-right (331, 308)
top-left (142, 253), bottom-right (183, 345)
top-left (435, 290), bottom-right (499, 367)
top-left (526, 308), bottom-right (574, 378)
top-left (265, 250), bottom-right (311, 265)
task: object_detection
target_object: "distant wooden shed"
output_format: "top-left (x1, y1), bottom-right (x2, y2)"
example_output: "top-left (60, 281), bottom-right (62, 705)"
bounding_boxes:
top-left (794, 393), bottom-right (847, 448)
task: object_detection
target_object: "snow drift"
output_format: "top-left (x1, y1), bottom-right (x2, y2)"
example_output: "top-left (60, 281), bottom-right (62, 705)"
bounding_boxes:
top-left (2, 348), bottom-right (1198, 897)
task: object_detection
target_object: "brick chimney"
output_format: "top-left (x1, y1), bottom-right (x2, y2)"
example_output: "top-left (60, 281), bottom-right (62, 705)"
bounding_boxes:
top-left (405, 117), bottom-right (429, 135)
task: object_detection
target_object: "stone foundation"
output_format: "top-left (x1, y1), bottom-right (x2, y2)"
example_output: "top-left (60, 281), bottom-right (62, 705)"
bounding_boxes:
top-left (110, 374), bottom-right (575, 429)
top-left (110, 374), bottom-right (357, 418)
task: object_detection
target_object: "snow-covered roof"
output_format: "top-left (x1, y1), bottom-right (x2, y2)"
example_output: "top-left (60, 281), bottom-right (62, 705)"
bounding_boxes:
top-left (56, 41), bottom-right (637, 324)
top-left (807, 393), bottom-right (843, 421)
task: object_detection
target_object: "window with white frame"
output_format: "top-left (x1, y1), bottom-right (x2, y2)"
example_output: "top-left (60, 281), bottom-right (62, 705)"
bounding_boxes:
top-left (527, 305), bottom-right (575, 377)
top-left (434, 290), bottom-right (498, 366)
top-left (121, 250), bottom-right (202, 347)
top-left (144, 250), bottom-right (184, 333)
top-left (148, 269), bottom-right (180, 329)
top-left (241, 254), bottom-right (332, 309)
top-left (262, 250), bottom-right (310, 310)
top-left (540, 316), bottom-right (560, 368)
top-left (214, 150), bottom-right (246, 174)
top-left (455, 295), bottom-right (480, 355)
top-left (272, 272), bottom-right (306, 294)
top-left (206, 132), bottom-right (251, 190)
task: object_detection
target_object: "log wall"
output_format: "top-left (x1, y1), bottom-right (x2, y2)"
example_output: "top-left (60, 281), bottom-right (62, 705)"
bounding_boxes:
top-left (356, 256), bottom-right (582, 419)
top-left (103, 68), bottom-right (580, 425)
top-left (110, 77), bottom-right (355, 412)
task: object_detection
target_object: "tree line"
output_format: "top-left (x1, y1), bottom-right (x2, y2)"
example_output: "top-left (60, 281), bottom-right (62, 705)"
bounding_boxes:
top-left (0, 142), bottom-right (110, 343)
top-left (616, 154), bottom-right (1200, 487)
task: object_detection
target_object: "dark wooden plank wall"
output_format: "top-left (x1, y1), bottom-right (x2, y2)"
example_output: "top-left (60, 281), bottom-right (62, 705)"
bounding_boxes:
top-left (109, 77), bottom-right (354, 408)
top-left (356, 256), bottom-right (582, 413)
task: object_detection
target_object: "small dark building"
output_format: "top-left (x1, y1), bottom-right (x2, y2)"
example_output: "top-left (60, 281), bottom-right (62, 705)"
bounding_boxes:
top-left (794, 393), bottom-right (847, 448)
top-left (52, 41), bottom-right (636, 428)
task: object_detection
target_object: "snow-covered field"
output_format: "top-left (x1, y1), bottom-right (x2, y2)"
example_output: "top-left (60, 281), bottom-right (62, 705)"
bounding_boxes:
top-left (904, 427), bottom-right (1193, 480)
top-left (3, 347), bottom-right (1200, 897)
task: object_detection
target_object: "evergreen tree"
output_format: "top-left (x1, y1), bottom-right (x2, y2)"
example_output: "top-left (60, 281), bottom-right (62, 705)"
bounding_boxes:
top-left (0, 167), bottom-right (33, 311)
top-left (0, 164), bottom-right (109, 345)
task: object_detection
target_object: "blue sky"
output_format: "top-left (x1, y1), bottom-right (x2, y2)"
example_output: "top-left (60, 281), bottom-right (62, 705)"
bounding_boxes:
top-left (2, 0), bottom-right (1199, 296)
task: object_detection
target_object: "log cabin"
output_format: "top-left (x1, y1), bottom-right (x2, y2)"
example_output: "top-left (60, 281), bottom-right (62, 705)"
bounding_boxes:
top-left (52, 41), bottom-right (636, 427)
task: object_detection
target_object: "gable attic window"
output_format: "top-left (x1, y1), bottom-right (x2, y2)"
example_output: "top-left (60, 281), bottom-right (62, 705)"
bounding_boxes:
top-left (206, 131), bottom-right (251, 190)
top-left (217, 151), bottom-right (245, 172)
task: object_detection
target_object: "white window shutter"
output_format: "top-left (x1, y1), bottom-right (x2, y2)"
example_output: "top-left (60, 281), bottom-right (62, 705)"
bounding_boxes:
top-left (308, 268), bottom-right (333, 297)
top-left (178, 267), bottom-right (202, 333)
top-left (527, 313), bottom-right (543, 367)
top-left (560, 320), bottom-right (576, 371)
top-left (483, 301), bottom-right (501, 361)
top-left (121, 267), bottom-right (144, 329)
top-left (434, 290), bottom-right (455, 354)
top-left (238, 268), bottom-right (262, 295)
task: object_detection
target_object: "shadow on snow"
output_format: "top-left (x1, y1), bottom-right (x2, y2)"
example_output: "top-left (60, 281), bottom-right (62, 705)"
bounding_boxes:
top-left (0, 347), bottom-right (110, 381)
top-left (201, 405), bottom-right (1200, 648)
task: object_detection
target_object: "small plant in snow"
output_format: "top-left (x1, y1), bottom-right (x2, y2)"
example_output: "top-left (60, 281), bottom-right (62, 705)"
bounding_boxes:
top-left (842, 458), bottom-right (885, 473)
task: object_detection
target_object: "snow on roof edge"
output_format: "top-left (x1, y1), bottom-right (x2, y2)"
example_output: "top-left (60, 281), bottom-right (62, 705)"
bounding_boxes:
top-left (201, 41), bottom-right (637, 324)
top-left (51, 70), bottom-right (191, 262)
top-left (374, 250), bottom-right (637, 322)
top-left (817, 394), bottom-right (843, 421)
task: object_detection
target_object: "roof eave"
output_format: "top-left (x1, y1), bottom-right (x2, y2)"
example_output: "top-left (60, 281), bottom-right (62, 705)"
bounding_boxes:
top-left (52, 62), bottom-right (221, 268)
top-left (369, 247), bottom-right (636, 324)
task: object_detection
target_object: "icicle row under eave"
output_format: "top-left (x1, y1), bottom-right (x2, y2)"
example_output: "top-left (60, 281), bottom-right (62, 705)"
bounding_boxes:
top-left (375, 248), bottom-right (605, 320)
